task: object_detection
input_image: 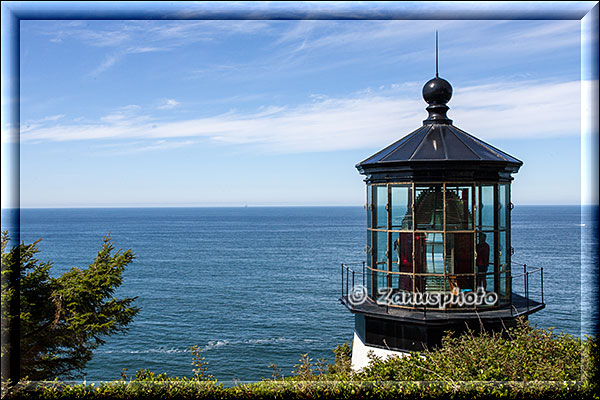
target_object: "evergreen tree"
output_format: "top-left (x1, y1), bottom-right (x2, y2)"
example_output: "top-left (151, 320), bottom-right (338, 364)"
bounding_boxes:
top-left (1, 232), bottom-right (139, 380)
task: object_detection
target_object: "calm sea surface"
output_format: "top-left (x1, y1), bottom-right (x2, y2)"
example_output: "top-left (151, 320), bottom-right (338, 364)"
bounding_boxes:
top-left (2, 206), bottom-right (598, 382)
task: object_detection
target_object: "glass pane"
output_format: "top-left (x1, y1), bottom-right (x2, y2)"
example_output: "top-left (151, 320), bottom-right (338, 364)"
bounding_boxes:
top-left (445, 185), bottom-right (473, 230)
top-left (445, 275), bottom-right (475, 295)
top-left (391, 232), bottom-right (413, 273)
top-left (481, 272), bottom-right (496, 297)
top-left (415, 232), bottom-right (444, 274)
top-left (376, 271), bottom-right (387, 297)
top-left (374, 185), bottom-right (387, 229)
top-left (366, 185), bottom-right (372, 229)
top-left (476, 272), bottom-right (498, 308)
top-left (414, 185), bottom-right (444, 230)
top-left (367, 268), bottom-right (373, 298)
top-left (397, 274), bottom-right (413, 292)
top-left (374, 230), bottom-right (388, 270)
top-left (366, 229), bottom-right (372, 267)
top-left (444, 276), bottom-right (478, 309)
top-left (499, 272), bottom-right (510, 305)
top-left (414, 276), bottom-right (425, 293)
top-left (499, 184), bottom-right (508, 230)
top-left (498, 231), bottom-right (507, 270)
top-left (477, 185), bottom-right (495, 230)
top-left (390, 185), bottom-right (413, 230)
top-left (445, 232), bottom-right (474, 275)
top-left (476, 232), bottom-right (493, 290)
top-left (423, 275), bottom-right (444, 293)
top-left (390, 274), bottom-right (399, 292)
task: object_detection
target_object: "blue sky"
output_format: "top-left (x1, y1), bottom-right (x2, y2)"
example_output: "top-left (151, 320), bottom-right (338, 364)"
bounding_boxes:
top-left (3, 13), bottom-right (593, 206)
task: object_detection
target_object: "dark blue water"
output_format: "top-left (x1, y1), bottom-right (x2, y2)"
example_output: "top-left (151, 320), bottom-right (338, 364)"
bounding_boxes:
top-left (2, 206), bottom-right (598, 382)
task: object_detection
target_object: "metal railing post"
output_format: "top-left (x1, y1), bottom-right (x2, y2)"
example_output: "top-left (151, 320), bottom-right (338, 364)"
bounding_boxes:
top-left (541, 267), bottom-right (544, 304)
top-left (341, 264), bottom-right (344, 297)
top-left (346, 266), bottom-right (349, 300)
top-left (523, 264), bottom-right (526, 304)
top-left (523, 264), bottom-right (526, 293)
top-left (525, 271), bottom-right (529, 310)
top-left (510, 273), bottom-right (514, 316)
top-left (352, 270), bottom-right (355, 294)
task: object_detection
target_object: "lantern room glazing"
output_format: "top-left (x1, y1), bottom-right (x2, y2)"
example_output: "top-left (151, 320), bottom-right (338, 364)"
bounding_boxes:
top-left (365, 181), bottom-right (512, 310)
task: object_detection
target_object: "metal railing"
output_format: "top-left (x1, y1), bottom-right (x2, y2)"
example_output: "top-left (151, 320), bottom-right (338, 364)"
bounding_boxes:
top-left (510, 262), bottom-right (544, 315)
top-left (341, 262), bottom-right (365, 300)
top-left (341, 261), bottom-right (544, 314)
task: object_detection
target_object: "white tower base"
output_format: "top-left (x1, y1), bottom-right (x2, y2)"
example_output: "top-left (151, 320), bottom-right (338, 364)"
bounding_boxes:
top-left (351, 331), bottom-right (409, 371)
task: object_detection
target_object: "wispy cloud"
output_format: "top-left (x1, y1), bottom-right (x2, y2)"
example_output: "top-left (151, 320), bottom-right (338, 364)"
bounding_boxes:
top-left (24, 114), bottom-right (65, 124)
top-left (90, 54), bottom-right (120, 77)
top-left (35, 20), bottom-right (272, 75)
top-left (100, 139), bottom-right (197, 155)
top-left (17, 80), bottom-right (582, 153)
top-left (450, 80), bottom-right (581, 137)
top-left (40, 114), bottom-right (65, 122)
top-left (48, 26), bottom-right (130, 46)
top-left (188, 20), bottom-right (580, 85)
top-left (126, 46), bottom-right (167, 54)
top-left (157, 99), bottom-right (180, 110)
top-left (29, 19), bottom-right (580, 79)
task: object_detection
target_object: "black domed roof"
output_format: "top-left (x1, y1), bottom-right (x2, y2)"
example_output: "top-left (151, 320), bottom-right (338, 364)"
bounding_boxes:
top-left (358, 124), bottom-right (522, 165)
top-left (356, 76), bottom-right (523, 183)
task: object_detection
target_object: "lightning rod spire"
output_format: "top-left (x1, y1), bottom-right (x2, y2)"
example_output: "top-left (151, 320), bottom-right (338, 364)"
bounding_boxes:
top-left (435, 30), bottom-right (439, 78)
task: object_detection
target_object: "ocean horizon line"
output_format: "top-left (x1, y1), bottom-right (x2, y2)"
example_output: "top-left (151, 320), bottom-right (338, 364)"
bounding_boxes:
top-left (2, 203), bottom-right (594, 210)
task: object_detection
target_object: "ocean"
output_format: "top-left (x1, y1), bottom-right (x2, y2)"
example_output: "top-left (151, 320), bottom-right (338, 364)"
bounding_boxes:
top-left (2, 205), bottom-right (598, 382)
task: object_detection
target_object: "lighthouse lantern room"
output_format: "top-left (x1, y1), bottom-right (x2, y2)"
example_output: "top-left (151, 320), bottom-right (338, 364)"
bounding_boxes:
top-left (340, 51), bottom-right (545, 369)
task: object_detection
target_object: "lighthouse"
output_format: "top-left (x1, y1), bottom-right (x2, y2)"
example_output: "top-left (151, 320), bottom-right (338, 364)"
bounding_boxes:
top-left (340, 56), bottom-right (545, 370)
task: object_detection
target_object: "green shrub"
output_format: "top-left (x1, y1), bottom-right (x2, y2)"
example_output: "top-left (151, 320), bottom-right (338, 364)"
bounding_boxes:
top-left (2, 318), bottom-right (597, 399)
top-left (1, 232), bottom-right (139, 381)
top-left (357, 318), bottom-right (586, 382)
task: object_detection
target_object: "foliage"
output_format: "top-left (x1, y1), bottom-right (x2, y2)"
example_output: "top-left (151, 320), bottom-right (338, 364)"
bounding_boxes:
top-left (356, 318), bottom-right (585, 383)
top-left (1, 324), bottom-right (598, 399)
top-left (190, 345), bottom-right (214, 381)
top-left (271, 318), bottom-right (598, 399)
top-left (327, 342), bottom-right (352, 377)
top-left (291, 353), bottom-right (314, 380)
top-left (267, 363), bottom-right (282, 380)
top-left (281, 319), bottom-right (591, 384)
top-left (1, 232), bottom-right (140, 381)
top-left (1, 378), bottom-right (594, 400)
top-left (281, 341), bottom-right (352, 383)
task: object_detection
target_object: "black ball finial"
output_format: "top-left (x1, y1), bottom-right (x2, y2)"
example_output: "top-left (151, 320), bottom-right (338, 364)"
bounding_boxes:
top-left (422, 77), bottom-right (452, 105)
top-left (422, 76), bottom-right (453, 124)
top-left (422, 32), bottom-right (453, 124)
